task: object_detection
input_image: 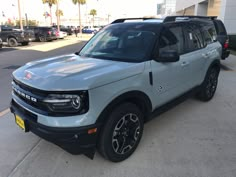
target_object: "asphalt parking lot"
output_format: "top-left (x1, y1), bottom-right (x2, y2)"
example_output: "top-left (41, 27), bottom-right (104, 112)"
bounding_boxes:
top-left (0, 41), bottom-right (236, 177)
top-left (0, 34), bottom-right (92, 53)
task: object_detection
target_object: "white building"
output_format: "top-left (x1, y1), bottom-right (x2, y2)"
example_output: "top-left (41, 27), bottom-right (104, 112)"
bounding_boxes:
top-left (175, 0), bottom-right (236, 34)
top-left (157, 0), bottom-right (176, 16)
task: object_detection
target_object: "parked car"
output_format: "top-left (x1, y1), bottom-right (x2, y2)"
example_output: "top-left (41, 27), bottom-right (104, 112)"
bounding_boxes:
top-left (0, 25), bottom-right (34, 47)
top-left (82, 26), bottom-right (97, 34)
top-left (213, 19), bottom-right (230, 59)
top-left (57, 30), bottom-right (67, 39)
top-left (11, 16), bottom-right (224, 162)
top-left (58, 26), bottom-right (73, 35)
top-left (0, 38), bottom-right (2, 48)
top-left (28, 26), bottom-right (57, 42)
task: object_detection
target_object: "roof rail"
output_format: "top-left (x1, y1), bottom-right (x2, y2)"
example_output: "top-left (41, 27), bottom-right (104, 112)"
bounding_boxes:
top-left (111, 18), bottom-right (159, 24)
top-left (163, 16), bottom-right (217, 23)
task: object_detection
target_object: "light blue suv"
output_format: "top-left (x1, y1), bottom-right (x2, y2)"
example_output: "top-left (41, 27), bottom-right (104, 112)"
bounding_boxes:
top-left (10, 16), bottom-right (222, 162)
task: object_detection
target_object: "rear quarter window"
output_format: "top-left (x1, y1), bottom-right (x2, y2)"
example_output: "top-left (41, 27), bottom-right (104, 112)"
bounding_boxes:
top-left (183, 24), bottom-right (204, 52)
top-left (201, 23), bottom-right (217, 45)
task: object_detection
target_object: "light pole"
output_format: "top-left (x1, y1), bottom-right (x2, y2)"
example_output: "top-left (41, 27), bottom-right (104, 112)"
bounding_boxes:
top-left (17, 0), bottom-right (23, 30)
top-left (107, 14), bottom-right (111, 24)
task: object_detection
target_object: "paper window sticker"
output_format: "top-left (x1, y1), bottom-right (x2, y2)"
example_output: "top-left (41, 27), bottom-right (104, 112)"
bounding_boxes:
top-left (189, 33), bottom-right (193, 40)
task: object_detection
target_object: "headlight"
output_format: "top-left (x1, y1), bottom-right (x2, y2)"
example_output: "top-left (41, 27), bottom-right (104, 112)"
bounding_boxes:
top-left (43, 92), bottom-right (89, 114)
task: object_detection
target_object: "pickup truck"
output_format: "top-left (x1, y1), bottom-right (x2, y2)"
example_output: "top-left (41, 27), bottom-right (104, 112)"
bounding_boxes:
top-left (0, 25), bottom-right (35, 47)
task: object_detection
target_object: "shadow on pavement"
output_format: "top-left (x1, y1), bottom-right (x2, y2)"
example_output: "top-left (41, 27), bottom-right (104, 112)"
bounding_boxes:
top-left (0, 47), bottom-right (18, 53)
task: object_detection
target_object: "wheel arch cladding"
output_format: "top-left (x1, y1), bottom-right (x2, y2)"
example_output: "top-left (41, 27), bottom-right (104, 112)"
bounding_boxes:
top-left (96, 91), bottom-right (152, 125)
top-left (209, 60), bottom-right (221, 73)
top-left (8, 36), bottom-right (17, 40)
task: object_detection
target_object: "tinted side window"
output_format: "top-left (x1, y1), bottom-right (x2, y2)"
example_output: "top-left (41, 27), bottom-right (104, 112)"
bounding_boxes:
top-left (201, 23), bottom-right (217, 45)
top-left (184, 24), bottom-right (204, 52)
top-left (159, 26), bottom-right (184, 56)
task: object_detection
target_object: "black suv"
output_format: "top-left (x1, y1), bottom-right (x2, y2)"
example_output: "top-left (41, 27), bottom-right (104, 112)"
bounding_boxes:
top-left (213, 19), bottom-right (230, 59)
top-left (27, 26), bottom-right (57, 42)
top-left (53, 25), bottom-right (73, 35)
top-left (0, 38), bottom-right (2, 48)
top-left (0, 25), bottom-right (34, 47)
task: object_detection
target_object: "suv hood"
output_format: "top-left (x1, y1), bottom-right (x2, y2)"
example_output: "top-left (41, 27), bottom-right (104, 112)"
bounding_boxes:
top-left (13, 54), bottom-right (145, 91)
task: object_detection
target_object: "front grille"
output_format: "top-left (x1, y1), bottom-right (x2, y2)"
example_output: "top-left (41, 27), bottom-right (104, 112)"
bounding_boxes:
top-left (12, 99), bottom-right (37, 123)
top-left (12, 79), bottom-right (49, 112)
top-left (13, 79), bottom-right (46, 96)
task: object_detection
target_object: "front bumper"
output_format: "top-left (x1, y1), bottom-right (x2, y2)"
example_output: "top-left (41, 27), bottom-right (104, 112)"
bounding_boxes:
top-left (10, 99), bottom-right (100, 158)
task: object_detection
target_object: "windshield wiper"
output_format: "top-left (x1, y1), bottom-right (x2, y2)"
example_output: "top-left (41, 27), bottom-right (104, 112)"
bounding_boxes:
top-left (74, 52), bottom-right (80, 56)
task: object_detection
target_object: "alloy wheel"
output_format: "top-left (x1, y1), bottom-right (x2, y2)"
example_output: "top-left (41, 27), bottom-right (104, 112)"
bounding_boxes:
top-left (112, 113), bottom-right (141, 155)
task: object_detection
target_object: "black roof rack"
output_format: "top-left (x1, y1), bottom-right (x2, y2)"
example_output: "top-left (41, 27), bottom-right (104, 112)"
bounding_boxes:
top-left (111, 16), bottom-right (217, 25)
top-left (163, 16), bottom-right (217, 23)
top-left (111, 18), bottom-right (160, 24)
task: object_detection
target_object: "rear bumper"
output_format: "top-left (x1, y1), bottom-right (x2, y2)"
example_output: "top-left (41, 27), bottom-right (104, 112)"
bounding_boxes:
top-left (16, 36), bottom-right (33, 43)
top-left (10, 99), bottom-right (100, 158)
top-left (222, 50), bottom-right (230, 60)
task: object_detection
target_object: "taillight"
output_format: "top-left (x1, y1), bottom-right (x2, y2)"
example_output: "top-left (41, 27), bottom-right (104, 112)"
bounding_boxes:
top-left (47, 31), bottom-right (51, 35)
top-left (224, 39), bottom-right (229, 49)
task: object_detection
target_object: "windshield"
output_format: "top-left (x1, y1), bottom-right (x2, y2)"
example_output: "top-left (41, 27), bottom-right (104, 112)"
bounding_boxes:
top-left (79, 24), bottom-right (157, 62)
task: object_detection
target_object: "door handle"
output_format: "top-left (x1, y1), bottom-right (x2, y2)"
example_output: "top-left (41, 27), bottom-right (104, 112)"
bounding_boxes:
top-left (181, 61), bottom-right (189, 67)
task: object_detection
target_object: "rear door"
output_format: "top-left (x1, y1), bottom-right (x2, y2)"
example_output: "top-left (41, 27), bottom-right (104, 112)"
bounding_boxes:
top-left (182, 22), bottom-right (206, 87)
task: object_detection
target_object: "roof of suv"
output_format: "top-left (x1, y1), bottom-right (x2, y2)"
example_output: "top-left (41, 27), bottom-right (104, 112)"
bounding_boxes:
top-left (111, 16), bottom-right (217, 25)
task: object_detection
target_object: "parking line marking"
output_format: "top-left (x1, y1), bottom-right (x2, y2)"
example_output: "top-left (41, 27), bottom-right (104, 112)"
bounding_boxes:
top-left (0, 108), bottom-right (10, 117)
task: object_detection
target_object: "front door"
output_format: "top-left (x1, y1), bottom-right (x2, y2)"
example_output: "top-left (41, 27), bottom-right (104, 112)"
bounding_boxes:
top-left (151, 24), bottom-right (192, 108)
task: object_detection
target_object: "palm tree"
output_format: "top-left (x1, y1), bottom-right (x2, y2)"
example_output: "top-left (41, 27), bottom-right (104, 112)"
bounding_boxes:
top-left (42, 0), bottom-right (57, 25)
top-left (89, 9), bottom-right (97, 27)
top-left (17, 0), bottom-right (23, 30)
top-left (55, 9), bottom-right (63, 25)
top-left (72, 0), bottom-right (86, 34)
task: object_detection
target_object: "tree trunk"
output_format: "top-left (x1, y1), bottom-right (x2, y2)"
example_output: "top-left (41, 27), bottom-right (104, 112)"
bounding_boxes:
top-left (56, 2), bottom-right (60, 31)
top-left (78, 3), bottom-right (82, 35)
top-left (93, 15), bottom-right (94, 27)
top-left (49, 6), bottom-right (52, 25)
top-left (17, 0), bottom-right (23, 30)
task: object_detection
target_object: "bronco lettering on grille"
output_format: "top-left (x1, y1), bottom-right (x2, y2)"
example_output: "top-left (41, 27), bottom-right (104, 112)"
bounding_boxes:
top-left (13, 86), bottom-right (37, 103)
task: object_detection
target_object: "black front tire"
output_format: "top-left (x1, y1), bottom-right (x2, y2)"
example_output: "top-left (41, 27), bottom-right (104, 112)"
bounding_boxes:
top-left (98, 103), bottom-right (144, 162)
top-left (21, 42), bottom-right (29, 46)
top-left (196, 67), bottom-right (219, 101)
top-left (39, 36), bottom-right (47, 42)
top-left (8, 38), bottom-right (18, 47)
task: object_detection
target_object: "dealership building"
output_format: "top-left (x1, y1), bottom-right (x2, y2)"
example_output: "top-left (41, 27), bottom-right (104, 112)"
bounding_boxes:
top-left (175, 0), bottom-right (236, 35)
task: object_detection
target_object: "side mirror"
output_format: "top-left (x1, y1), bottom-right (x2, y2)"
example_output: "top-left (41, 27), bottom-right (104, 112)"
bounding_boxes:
top-left (156, 50), bottom-right (179, 63)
